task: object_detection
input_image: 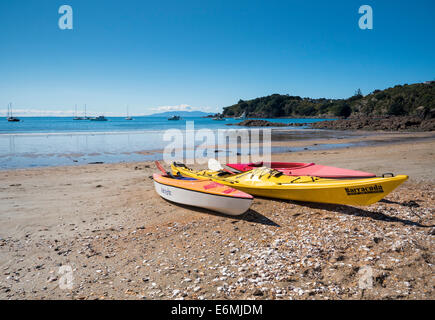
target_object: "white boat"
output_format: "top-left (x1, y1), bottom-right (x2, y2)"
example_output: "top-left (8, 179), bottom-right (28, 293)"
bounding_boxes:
top-left (90, 115), bottom-right (108, 121)
top-left (73, 104), bottom-right (85, 120)
top-left (153, 173), bottom-right (253, 216)
top-left (125, 105), bottom-right (133, 120)
top-left (82, 104), bottom-right (92, 120)
top-left (168, 115), bottom-right (181, 120)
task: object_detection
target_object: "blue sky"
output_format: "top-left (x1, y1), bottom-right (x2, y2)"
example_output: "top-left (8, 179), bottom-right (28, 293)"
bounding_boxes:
top-left (0, 0), bottom-right (434, 116)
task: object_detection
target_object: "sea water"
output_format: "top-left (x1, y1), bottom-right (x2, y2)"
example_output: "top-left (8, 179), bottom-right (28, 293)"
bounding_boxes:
top-left (0, 117), bottom-right (335, 169)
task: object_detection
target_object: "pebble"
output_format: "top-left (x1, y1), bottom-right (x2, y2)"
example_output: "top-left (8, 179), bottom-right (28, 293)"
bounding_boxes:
top-left (172, 289), bottom-right (180, 297)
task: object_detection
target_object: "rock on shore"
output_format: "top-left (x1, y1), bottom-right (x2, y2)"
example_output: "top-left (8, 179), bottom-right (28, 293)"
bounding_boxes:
top-left (311, 116), bottom-right (435, 132)
top-left (227, 120), bottom-right (290, 127)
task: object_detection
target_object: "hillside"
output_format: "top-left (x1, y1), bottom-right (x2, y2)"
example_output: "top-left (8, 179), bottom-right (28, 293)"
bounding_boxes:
top-left (222, 82), bottom-right (435, 119)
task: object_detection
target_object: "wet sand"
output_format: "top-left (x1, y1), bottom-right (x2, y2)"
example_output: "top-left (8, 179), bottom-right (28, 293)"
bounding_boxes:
top-left (0, 132), bottom-right (434, 299)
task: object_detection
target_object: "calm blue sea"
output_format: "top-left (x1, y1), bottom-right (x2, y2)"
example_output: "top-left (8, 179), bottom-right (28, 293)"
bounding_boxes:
top-left (0, 117), bottom-right (334, 169)
top-left (0, 116), bottom-right (328, 134)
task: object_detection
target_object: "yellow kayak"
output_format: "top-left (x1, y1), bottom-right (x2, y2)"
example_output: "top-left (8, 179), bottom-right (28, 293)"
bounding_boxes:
top-left (171, 163), bottom-right (408, 206)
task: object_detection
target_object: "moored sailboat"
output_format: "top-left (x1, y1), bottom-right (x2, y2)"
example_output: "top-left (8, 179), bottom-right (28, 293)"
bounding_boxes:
top-left (7, 103), bottom-right (20, 122)
top-left (73, 104), bottom-right (85, 120)
top-left (125, 105), bottom-right (133, 120)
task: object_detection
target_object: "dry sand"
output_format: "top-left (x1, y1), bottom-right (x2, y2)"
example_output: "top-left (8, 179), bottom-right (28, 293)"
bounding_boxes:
top-left (0, 132), bottom-right (434, 300)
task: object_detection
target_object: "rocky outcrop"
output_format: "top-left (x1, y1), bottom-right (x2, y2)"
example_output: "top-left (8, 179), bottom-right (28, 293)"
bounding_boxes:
top-left (310, 116), bottom-right (435, 132)
top-left (415, 106), bottom-right (435, 120)
top-left (227, 120), bottom-right (290, 127)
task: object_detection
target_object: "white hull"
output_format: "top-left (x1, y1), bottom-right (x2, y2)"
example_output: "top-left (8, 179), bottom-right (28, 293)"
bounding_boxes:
top-left (153, 180), bottom-right (252, 216)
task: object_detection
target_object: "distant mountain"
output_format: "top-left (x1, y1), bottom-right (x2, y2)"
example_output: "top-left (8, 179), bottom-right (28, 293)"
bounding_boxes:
top-left (222, 81), bottom-right (435, 118)
top-left (147, 110), bottom-right (215, 117)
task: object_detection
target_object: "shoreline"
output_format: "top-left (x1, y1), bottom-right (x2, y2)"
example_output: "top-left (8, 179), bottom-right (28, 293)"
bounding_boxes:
top-left (0, 134), bottom-right (434, 300)
top-left (2, 130), bottom-right (434, 171)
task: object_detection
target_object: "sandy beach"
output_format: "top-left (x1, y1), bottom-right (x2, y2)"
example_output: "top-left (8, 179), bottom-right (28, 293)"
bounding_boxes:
top-left (0, 132), bottom-right (434, 300)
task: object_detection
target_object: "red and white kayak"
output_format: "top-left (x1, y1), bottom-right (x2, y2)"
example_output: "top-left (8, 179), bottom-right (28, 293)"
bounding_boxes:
top-left (153, 173), bottom-right (253, 215)
top-left (226, 162), bottom-right (376, 179)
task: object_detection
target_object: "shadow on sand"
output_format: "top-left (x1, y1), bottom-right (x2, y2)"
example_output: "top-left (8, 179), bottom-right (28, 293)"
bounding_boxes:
top-left (379, 198), bottom-right (420, 207)
top-left (160, 198), bottom-right (280, 227)
top-left (159, 197), bottom-right (431, 229)
top-left (281, 200), bottom-right (434, 228)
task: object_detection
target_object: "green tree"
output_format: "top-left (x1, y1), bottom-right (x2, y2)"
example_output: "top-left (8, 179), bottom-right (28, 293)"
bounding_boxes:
top-left (387, 103), bottom-right (406, 116)
top-left (387, 97), bottom-right (407, 116)
top-left (334, 103), bottom-right (352, 118)
top-left (226, 109), bottom-right (235, 116)
top-left (297, 105), bottom-right (316, 116)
